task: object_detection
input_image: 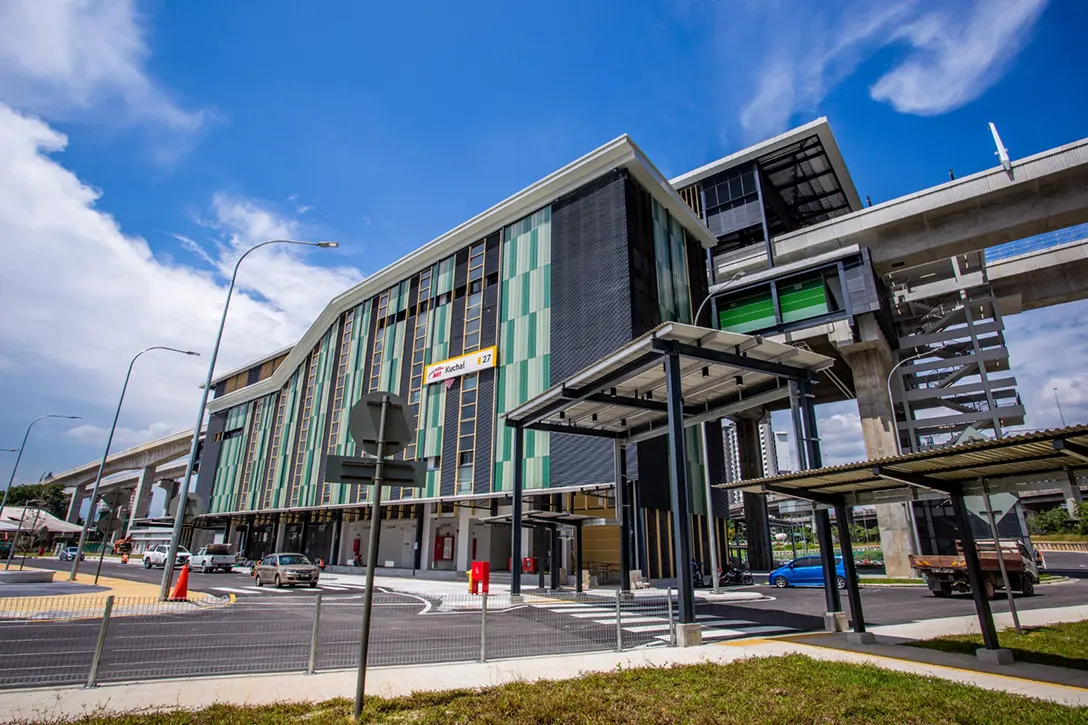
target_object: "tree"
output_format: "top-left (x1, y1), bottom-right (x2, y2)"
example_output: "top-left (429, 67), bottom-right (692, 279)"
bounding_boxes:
top-left (4, 482), bottom-right (68, 519)
top-left (1027, 506), bottom-right (1072, 536)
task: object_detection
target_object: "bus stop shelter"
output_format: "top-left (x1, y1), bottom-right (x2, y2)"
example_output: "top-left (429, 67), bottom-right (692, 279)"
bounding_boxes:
top-left (502, 321), bottom-right (834, 645)
top-left (719, 424), bottom-right (1088, 661)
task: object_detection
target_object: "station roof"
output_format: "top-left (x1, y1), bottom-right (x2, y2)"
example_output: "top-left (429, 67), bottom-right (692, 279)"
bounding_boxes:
top-left (670, 117), bottom-right (863, 225)
top-left (718, 425), bottom-right (1088, 506)
top-left (504, 322), bottom-right (833, 445)
top-left (480, 510), bottom-right (602, 528)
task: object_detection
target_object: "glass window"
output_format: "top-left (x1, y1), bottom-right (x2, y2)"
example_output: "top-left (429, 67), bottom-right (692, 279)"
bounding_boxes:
top-left (461, 390), bottom-right (477, 404)
top-left (459, 421), bottom-right (475, 436)
top-left (426, 456), bottom-right (441, 471)
top-left (409, 390), bottom-right (421, 404)
top-left (459, 451), bottom-right (474, 466)
top-left (465, 318), bottom-right (481, 334)
top-left (457, 465), bottom-right (473, 484)
top-left (464, 332), bottom-right (480, 349)
top-left (460, 404), bottom-right (475, 420)
top-left (462, 375), bottom-right (478, 390)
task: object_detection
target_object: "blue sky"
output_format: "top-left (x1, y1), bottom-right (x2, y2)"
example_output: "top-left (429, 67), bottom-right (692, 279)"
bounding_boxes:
top-left (1, 0), bottom-right (1086, 486)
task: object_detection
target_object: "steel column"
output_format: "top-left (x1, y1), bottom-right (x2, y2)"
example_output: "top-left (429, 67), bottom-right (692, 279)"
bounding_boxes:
top-left (664, 352), bottom-right (696, 623)
top-left (834, 502), bottom-right (865, 633)
top-left (510, 425), bottom-right (524, 597)
top-left (614, 440), bottom-right (631, 592)
top-left (951, 489), bottom-right (1001, 650)
top-left (815, 508), bottom-right (841, 614)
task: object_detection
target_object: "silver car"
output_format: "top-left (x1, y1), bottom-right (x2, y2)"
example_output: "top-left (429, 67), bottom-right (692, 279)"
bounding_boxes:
top-left (254, 553), bottom-right (320, 588)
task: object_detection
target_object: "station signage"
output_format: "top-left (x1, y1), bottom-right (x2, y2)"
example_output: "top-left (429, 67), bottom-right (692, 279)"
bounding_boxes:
top-left (425, 346), bottom-right (497, 385)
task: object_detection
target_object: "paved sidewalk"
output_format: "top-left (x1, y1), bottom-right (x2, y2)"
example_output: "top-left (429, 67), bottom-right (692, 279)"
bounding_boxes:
top-left (4, 605), bottom-right (1087, 722)
top-left (0, 566), bottom-right (219, 619)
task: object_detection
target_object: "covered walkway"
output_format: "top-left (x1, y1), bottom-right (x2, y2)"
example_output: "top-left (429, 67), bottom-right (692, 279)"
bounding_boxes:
top-left (503, 321), bottom-right (834, 643)
top-left (719, 424), bottom-right (1088, 661)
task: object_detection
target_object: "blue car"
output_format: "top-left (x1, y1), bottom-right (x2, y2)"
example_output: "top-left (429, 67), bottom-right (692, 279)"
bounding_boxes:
top-left (769, 555), bottom-right (847, 590)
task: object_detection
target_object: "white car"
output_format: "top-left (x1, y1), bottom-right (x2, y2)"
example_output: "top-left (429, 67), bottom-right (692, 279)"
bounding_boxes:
top-left (143, 544), bottom-right (190, 569)
top-left (190, 544), bottom-right (235, 573)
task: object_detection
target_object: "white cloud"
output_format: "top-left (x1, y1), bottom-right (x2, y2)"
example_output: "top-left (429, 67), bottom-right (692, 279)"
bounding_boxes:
top-left (0, 104), bottom-right (361, 480)
top-left (66, 421), bottom-right (178, 451)
top-left (0, 0), bottom-right (206, 132)
top-left (728, 0), bottom-right (1047, 139)
top-left (870, 0), bottom-right (1047, 115)
top-left (1005, 298), bottom-right (1088, 431)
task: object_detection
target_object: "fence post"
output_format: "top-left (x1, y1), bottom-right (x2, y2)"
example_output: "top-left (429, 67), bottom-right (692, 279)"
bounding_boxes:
top-left (667, 587), bottom-right (676, 647)
top-left (479, 592), bottom-right (488, 662)
top-left (86, 595), bottom-right (115, 688)
top-left (308, 593), bottom-right (323, 675)
top-left (615, 589), bottom-right (623, 652)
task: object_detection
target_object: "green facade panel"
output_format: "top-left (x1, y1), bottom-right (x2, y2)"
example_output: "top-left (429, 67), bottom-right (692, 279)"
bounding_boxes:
top-left (494, 207), bottom-right (551, 492)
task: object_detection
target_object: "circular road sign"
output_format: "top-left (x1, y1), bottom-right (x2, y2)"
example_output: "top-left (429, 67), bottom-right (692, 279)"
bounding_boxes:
top-left (347, 391), bottom-right (417, 457)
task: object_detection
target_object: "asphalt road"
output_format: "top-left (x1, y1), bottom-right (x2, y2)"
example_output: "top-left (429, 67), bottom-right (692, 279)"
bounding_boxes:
top-left (3, 552), bottom-right (1086, 690)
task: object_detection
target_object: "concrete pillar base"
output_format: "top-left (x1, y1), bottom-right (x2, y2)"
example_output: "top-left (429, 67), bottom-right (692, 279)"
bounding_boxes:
top-left (824, 611), bottom-right (849, 632)
top-left (618, 590), bottom-right (635, 602)
top-left (976, 647), bottom-right (1015, 665)
top-left (847, 631), bottom-right (877, 645)
top-left (509, 595), bottom-right (524, 605)
top-left (675, 622), bottom-right (703, 648)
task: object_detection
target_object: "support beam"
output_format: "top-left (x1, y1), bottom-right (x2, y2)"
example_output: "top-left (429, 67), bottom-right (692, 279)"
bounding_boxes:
top-left (834, 502), bottom-right (867, 636)
top-left (510, 426), bottom-right (524, 598)
top-left (763, 482), bottom-right (841, 508)
top-left (664, 352), bottom-right (696, 625)
top-left (516, 353), bottom-right (663, 427)
top-left (614, 440), bottom-right (631, 592)
top-left (575, 521), bottom-right (584, 593)
top-left (652, 338), bottom-right (808, 380)
top-left (1053, 438), bottom-right (1088, 465)
top-left (951, 490), bottom-right (1001, 651)
top-left (873, 466), bottom-right (959, 495)
top-left (526, 422), bottom-right (621, 439)
top-left (815, 508), bottom-right (843, 623)
top-left (412, 504), bottom-right (424, 571)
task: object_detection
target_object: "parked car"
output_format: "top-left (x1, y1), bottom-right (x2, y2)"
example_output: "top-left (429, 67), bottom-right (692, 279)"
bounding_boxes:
top-left (143, 544), bottom-right (190, 569)
top-left (254, 553), bottom-right (320, 588)
top-left (769, 555), bottom-right (848, 589)
top-left (58, 546), bottom-right (85, 562)
top-left (190, 544), bottom-right (235, 573)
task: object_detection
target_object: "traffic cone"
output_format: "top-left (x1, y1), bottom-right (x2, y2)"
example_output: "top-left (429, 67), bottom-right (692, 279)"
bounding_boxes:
top-left (169, 562), bottom-right (190, 601)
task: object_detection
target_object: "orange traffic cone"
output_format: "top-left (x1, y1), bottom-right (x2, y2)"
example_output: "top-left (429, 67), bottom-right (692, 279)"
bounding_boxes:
top-left (169, 562), bottom-right (190, 601)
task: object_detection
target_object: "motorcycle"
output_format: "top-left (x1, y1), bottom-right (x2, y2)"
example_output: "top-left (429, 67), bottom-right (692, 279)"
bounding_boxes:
top-left (717, 565), bottom-right (754, 587)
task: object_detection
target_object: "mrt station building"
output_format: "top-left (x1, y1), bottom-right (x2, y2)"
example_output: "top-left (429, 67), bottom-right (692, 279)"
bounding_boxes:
top-left (192, 121), bottom-right (862, 579)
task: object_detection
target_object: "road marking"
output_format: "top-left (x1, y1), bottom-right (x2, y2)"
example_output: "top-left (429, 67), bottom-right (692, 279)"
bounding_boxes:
top-left (208, 587), bottom-right (253, 595)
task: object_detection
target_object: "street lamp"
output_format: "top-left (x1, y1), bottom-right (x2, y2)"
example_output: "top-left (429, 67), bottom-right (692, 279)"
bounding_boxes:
top-left (693, 271), bottom-right (747, 327)
top-left (159, 239), bottom-right (339, 599)
top-left (885, 348), bottom-right (928, 558)
top-left (69, 346), bottom-right (200, 581)
top-left (1054, 387), bottom-right (1067, 428)
top-left (0, 415), bottom-right (81, 523)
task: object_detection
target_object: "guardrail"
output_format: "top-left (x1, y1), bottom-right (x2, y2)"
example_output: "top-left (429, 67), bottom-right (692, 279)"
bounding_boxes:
top-left (986, 222), bottom-right (1088, 263)
top-left (1034, 541), bottom-right (1088, 552)
top-left (0, 588), bottom-right (677, 690)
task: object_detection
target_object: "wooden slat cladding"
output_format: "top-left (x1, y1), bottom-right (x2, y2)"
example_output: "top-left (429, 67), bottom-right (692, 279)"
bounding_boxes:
top-left (677, 183), bottom-right (703, 219)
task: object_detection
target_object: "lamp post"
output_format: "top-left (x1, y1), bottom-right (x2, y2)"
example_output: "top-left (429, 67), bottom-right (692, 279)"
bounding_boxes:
top-left (693, 271), bottom-right (747, 327)
top-left (159, 239), bottom-right (339, 599)
top-left (1054, 388), bottom-right (1067, 428)
top-left (886, 349), bottom-right (928, 558)
top-left (0, 415), bottom-right (81, 524)
top-left (69, 347), bottom-right (200, 581)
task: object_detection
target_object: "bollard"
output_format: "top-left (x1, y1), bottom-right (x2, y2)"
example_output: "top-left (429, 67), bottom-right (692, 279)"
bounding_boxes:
top-left (667, 587), bottom-right (676, 647)
top-left (615, 590), bottom-right (623, 651)
top-left (308, 593), bottom-right (323, 675)
top-left (86, 595), bottom-right (115, 688)
top-left (479, 592), bottom-right (488, 662)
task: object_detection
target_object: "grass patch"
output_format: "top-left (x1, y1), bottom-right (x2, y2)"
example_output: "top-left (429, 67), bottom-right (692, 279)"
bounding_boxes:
top-left (1040, 573), bottom-right (1068, 583)
top-left (861, 576), bottom-right (924, 585)
top-left (1034, 535), bottom-right (1088, 543)
top-left (13, 655), bottom-right (1088, 724)
top-left (912, 619), bottom-right (1088, 671)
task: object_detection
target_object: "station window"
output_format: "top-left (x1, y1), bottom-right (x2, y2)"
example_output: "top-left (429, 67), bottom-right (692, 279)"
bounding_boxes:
top-left (454, 372), bottom-right (479, 493)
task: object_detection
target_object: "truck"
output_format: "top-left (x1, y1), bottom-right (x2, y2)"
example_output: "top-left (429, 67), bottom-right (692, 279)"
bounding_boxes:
top-left (190, 543), bottom-right (235, 573)
top-left (909, 539), bottom-right (1039, 599)
top-left (143, 544), bottom-right (190, 569)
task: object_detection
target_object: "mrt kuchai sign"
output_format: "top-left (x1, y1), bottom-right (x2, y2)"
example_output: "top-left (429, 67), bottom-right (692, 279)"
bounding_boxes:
top-left (425, 346), bottom-right (497, 385)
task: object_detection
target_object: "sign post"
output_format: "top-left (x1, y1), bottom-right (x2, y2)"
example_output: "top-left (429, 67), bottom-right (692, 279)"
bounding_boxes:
top-left (326, 392), bottom-right (420, 721)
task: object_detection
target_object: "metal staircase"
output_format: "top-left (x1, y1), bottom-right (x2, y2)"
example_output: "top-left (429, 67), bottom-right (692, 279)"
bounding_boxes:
top-left (889, 285), bottom-right (1025, 452)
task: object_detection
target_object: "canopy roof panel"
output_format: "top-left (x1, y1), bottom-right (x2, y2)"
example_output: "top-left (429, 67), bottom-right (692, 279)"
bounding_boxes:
top-left (504, 322), bottom-right (833, 444)
top-left (718, 425), bottom-right (1088, 506)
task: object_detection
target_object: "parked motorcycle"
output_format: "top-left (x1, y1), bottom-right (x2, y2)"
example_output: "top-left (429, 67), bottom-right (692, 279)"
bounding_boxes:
top-left (717, 565), bottom-right (754, 587)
